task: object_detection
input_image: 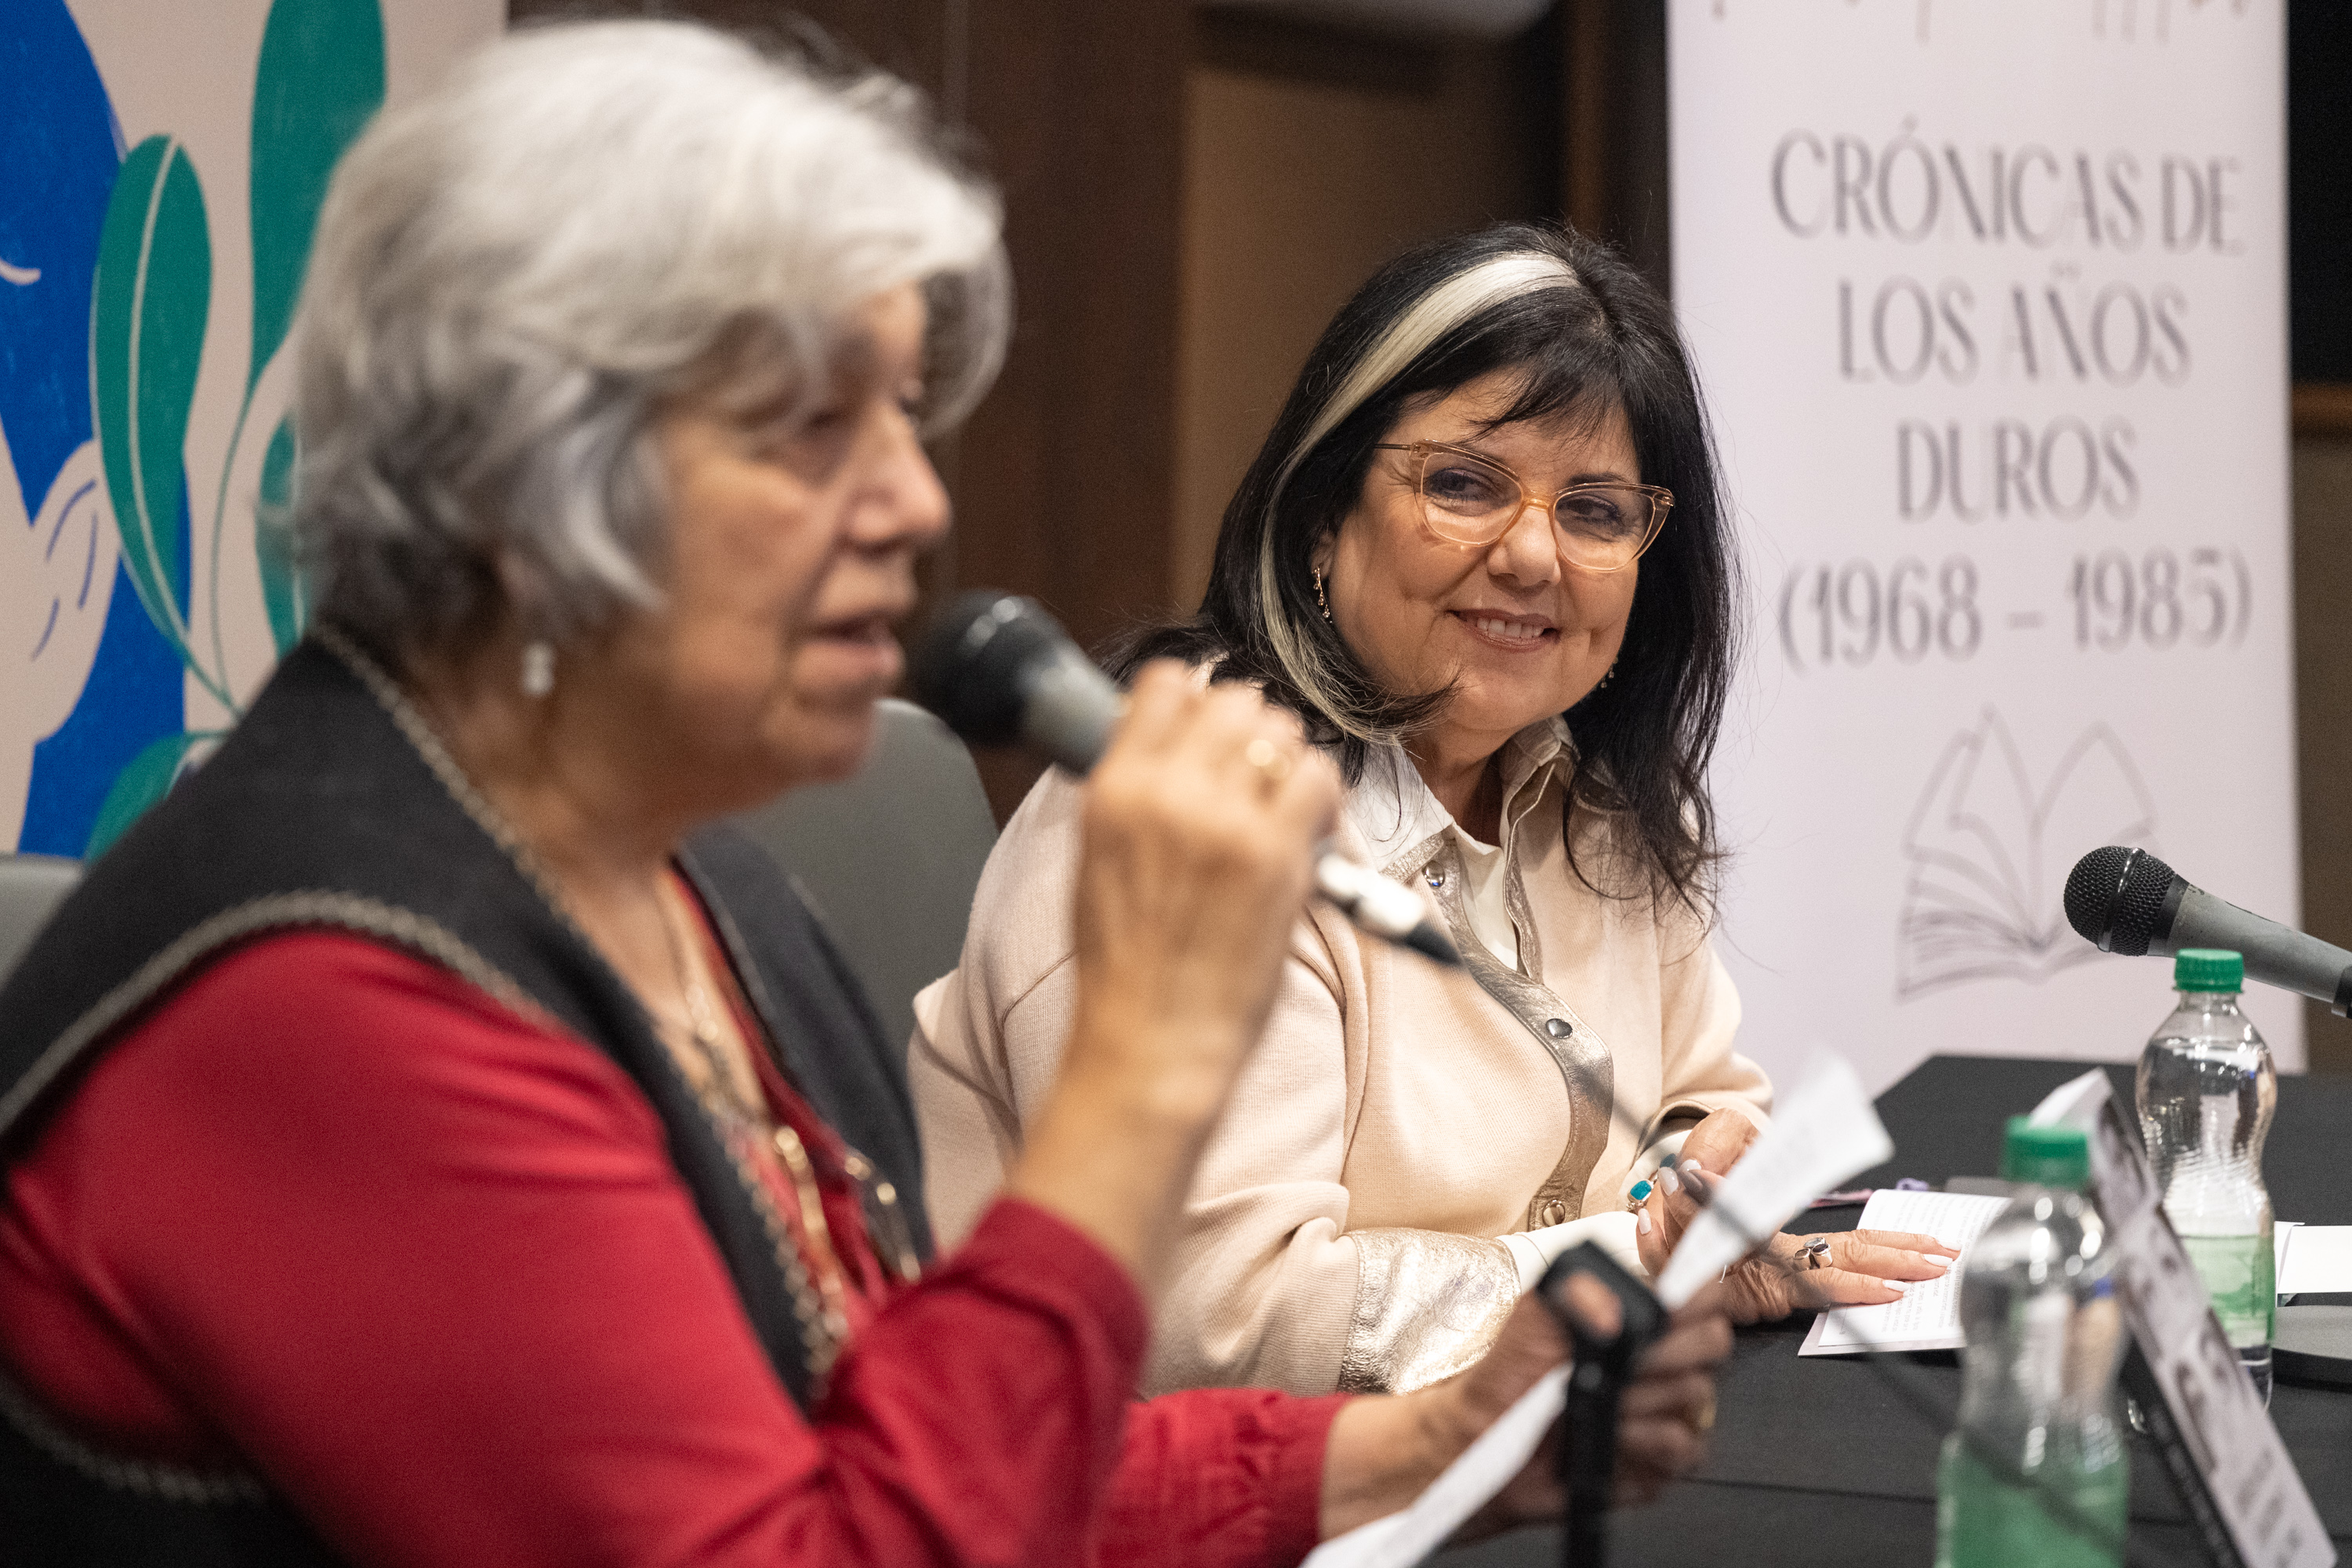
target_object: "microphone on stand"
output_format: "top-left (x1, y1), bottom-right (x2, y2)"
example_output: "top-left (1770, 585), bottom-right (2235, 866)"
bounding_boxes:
top-left (2063, 845), bottom-right (2352, 1014)
top-left (911, 591), bottom-right (1463, 968)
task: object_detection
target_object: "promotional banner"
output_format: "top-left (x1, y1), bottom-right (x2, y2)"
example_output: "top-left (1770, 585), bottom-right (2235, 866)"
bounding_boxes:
top-left (1671, 1), bottom-right (2301, 1091)
top-left (2, 0), bottom-right (502, 859)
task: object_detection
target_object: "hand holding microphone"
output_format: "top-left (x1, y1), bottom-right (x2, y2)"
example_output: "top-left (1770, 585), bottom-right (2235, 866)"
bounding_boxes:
top-left (924, 601), bottom-right (1348, 1291)
top-left (914, 591), bottom-right (1463, 966)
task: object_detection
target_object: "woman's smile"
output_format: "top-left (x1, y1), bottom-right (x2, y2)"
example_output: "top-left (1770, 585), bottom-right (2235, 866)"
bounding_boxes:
top-left (1450, 609), bottom-right (1559, 650)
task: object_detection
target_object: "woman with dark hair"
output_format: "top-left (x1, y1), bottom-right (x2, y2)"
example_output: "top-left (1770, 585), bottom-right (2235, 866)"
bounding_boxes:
top-left (913, 223), bottom-right (1954, 1398)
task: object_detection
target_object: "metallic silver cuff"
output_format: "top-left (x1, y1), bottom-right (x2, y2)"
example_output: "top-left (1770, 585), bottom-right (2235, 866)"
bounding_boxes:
top-left (1338, 1229), bottom-right (1522, 1394)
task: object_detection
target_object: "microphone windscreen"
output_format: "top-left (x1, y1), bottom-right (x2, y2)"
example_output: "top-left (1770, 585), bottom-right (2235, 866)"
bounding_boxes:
top-left (2063, 845), bottom-right (2178, 956)
top-left (911, 591), bottom-right (1066, 746)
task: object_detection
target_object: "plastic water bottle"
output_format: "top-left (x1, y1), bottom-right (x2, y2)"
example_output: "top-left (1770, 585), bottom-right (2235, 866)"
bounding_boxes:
top-left (2136, 947), bottom-right (2276, 1404)
top-left (1934, 1120), bottom-right (2129, 1568)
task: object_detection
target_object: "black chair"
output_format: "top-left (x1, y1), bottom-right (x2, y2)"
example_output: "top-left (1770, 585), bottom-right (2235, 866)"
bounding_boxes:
top-left (729, 699), bottom-right (999, 1059)
top-left (0, 853), bottom-right (80, 988)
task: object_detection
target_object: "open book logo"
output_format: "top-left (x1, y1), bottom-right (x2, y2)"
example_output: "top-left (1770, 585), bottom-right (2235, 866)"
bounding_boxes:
top-left (1896, 710), bottom-right (2158, 998)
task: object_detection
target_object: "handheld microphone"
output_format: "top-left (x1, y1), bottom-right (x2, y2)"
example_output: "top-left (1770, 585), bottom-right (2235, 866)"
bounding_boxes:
top-left (912, 591), bottom-right (1463, 968)
top-left (2063, 845), bottom-right (2352, 1014)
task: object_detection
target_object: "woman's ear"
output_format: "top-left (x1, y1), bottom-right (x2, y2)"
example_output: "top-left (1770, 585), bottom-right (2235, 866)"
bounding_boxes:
top-left (1309, 530), bottom-right (1336, 581)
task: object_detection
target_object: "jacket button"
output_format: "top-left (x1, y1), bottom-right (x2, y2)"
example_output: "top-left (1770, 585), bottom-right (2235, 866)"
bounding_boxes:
top-left (1544, 1017), bottom-right (1572, 1038)
top-left (1425, 869), bottom-right (1445, 888)
top-left (1538, 1200), bottom-right (1569, 1226)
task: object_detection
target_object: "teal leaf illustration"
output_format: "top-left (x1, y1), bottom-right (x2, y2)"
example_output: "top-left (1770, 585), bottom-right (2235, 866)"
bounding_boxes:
top-left (249, 0), bottom-right (384, 394)
top-left (254, 413), bottom-right (307, 654)
top-left (84, 731), bottom-right (207, 858)
top-left (90, 134), bottom-right (210, 656)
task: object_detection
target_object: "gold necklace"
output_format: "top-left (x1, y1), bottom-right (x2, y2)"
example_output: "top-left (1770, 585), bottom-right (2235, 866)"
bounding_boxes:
top-left (652, 884), bottom-right (757, 1118)
top-left (654, 882), bottom-right (849, 1341)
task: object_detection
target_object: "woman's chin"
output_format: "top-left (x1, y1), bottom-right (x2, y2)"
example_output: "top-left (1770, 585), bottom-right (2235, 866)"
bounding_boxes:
top-left (1448, 669), bottom-right (1597, 737)
top-left (771, 695), bottom-right (884, 788)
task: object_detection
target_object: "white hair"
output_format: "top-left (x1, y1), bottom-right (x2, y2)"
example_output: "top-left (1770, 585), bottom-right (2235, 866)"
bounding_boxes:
top-left (293, 19), bottom-right (1007, 652)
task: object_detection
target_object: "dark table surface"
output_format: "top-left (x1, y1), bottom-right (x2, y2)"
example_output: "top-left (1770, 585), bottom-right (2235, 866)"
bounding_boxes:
top-left (1436, 1055), bottom-right (2352, 1568)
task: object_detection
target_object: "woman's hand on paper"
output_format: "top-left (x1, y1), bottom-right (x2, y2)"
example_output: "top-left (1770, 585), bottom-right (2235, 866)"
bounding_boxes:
top-left (1726, 1229), bottom-right (1960, 1320)
top-left (1633, 1106), bottom-right (1958, 1323)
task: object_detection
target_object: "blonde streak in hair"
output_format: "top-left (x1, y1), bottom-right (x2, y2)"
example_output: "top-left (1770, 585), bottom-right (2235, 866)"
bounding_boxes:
top-left (1291, 252), bottom-right (1576, 462)
top-left (1256, 251), bottom-right (1579, 739)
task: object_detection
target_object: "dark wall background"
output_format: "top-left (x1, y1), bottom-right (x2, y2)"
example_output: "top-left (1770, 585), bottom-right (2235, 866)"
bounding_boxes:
top-left (2290, 0), bottom-right (2351, 383)
top-left (2288, 0), bottom-right (2352, 1068)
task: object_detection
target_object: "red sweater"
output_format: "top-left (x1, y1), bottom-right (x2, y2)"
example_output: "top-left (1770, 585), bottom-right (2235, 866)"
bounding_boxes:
top-left (0, 931), bottom-right (1343, 1567)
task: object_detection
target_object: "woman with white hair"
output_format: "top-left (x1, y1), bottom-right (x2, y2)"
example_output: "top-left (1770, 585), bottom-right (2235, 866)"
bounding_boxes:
top-left (913, 225), bottom-right (1955, 1400)
top-left (0, 24), bottom-right (1730, 1567)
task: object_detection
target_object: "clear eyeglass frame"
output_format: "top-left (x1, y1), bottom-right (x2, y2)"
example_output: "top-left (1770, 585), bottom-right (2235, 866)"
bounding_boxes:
top-left (1372, 440), bottom-right (1673, 573)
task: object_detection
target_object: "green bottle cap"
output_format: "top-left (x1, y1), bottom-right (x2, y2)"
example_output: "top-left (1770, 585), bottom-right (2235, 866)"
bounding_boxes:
top-left (2000, 1117), bottom-right (2091, 1191)
top-left (2174, 948), bottom-right (2244, 993)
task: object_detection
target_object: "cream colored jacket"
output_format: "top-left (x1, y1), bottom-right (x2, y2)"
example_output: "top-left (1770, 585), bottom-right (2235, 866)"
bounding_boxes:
top-left (910, 717), bottom-right (1771, 1398)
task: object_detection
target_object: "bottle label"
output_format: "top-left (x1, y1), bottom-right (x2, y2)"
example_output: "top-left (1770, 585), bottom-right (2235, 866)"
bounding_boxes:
top-left (2178, 1233), bottom-right (2275, 1346)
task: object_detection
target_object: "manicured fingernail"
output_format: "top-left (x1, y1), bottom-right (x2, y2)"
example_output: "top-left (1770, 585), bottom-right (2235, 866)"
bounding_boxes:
top-left (1885, 1280), bottom-right (1909, 1294)
top-left (1659, 1168), bottom-right (1682, 1196)
top-left (1682, 1158), bottom-right (1704, 1174)
top-left (1923, 1254), bottom-right (1952, 1269)
top-left (1637, 1210), bottom-right (1653, 1235)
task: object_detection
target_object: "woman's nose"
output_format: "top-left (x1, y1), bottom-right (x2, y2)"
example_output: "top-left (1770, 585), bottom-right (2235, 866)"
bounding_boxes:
top-left (1483, 496), bottom-right (1562, 586)
top-left (851, 402), bottom-right (952, 550)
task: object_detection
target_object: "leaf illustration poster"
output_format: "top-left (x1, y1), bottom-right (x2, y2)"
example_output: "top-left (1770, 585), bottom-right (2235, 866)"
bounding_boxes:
top-left (1673, 1), bottom-right (2303, 1089)
top-left (2, 0), bottom-right (501, 858)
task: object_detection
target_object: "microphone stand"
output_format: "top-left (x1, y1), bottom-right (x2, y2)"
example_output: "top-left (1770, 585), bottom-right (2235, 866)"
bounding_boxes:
top-left (1537, 1243), bottom-right (1665, 1568)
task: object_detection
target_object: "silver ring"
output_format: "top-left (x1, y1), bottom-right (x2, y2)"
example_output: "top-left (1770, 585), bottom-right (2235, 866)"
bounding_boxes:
top-left (1797, 1237), bottom-right (1832, 1272)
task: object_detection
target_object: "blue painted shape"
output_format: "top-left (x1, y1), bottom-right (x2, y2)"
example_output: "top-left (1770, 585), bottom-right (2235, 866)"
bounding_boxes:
top-left (7, 2), bottom-right (191, 858)
top-left (0, 0), bottom-right (120, 491)
top-left (20, 538), bottom-right (190, 858)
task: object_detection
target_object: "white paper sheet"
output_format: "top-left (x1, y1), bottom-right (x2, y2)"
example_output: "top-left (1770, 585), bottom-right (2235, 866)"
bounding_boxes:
top-left (2278, 1225), bottom-right (2352, 1296)
top-left (1798, 1189), bottom-right (2009, 1356)
top-left (1298, 1367), bottom-right (1568, 1568)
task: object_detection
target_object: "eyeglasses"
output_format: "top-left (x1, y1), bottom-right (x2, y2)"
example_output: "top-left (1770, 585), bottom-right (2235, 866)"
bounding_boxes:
top-left (1373, 441), bottom-right (1672, 573)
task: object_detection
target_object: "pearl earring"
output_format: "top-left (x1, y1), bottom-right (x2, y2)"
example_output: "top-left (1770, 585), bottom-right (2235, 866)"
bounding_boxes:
top-left (521, 639), bottom-right (555, 699)
top-left (1312, 570), bottom-right (1334, 625)
top-left (1594, 660), bottom-right (1617, 692)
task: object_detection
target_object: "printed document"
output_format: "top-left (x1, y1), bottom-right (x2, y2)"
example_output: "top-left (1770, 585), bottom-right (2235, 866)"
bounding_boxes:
top-left (1798, 1189), bottom-right (2009, 1356)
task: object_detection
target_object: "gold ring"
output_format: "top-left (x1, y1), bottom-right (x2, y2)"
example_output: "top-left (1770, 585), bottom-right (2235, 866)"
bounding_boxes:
top-left (1692, 1392), bottom-right (1717, 1433)
top-left (1244, 737), bottom-right (1294, 783)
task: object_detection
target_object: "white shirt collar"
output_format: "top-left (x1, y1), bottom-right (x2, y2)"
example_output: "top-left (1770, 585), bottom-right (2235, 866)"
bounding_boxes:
top-left (1341, 714), bottom-right (1575, 874)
